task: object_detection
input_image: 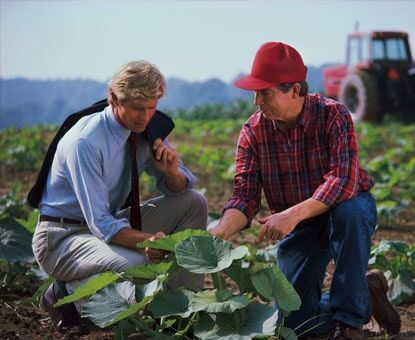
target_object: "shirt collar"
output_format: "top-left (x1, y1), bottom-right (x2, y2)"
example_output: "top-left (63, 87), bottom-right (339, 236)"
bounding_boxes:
top-left (105, 106), bottom-right (130, 148)
top-left (298, 95), bottom-right (312, 131)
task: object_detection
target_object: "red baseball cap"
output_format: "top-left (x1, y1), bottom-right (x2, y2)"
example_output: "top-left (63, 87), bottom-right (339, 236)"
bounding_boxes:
top-left (234, 42), bottom-right (307, 90)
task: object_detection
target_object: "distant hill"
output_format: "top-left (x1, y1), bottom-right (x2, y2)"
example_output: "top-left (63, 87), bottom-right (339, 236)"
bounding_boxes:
top-left (0, 65), bottom-right (325, 129)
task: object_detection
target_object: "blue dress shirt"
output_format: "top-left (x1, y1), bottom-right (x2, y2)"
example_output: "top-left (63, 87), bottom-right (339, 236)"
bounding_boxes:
top-left (40, 106), bottom-right (196, 242)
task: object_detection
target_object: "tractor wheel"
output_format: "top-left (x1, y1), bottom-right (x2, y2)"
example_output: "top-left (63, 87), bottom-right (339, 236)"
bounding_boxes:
top-left (338, 71), bottom-right (380, 122)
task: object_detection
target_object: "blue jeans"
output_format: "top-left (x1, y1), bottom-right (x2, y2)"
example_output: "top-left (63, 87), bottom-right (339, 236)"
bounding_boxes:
top-left (277, 192), bottom-right (377, 335)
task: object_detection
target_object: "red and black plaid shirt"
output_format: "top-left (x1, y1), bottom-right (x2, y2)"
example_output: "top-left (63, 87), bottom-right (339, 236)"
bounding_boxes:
top-left (225, 94), bottom-right (374, 224)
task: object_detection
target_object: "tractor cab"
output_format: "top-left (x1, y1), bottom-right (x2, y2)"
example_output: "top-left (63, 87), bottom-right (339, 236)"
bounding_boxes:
top-left (323, 31), bottom-right (415, 122)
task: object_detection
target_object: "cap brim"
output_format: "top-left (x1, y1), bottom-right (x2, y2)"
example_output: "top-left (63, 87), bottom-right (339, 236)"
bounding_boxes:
top-left (234, 75), bottom-right (275, 90)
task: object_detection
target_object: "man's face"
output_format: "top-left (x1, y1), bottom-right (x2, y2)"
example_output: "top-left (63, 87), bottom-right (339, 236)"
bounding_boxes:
top-left (254, 86), bottom-right (295, 121)
top-left (113, 98), bottom-right (158, 133)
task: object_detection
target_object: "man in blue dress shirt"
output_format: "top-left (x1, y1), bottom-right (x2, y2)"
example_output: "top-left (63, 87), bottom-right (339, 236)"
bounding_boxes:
top-left (32, 61), bottom-right (208, 333)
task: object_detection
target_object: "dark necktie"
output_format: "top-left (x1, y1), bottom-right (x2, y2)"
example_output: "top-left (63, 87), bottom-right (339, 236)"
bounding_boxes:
top-left (128, 133), bottom-right (142, 230)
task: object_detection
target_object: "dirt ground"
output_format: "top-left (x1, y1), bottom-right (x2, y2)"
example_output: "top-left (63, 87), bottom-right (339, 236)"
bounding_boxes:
top-left (0, 228), bottom-right (414, 340)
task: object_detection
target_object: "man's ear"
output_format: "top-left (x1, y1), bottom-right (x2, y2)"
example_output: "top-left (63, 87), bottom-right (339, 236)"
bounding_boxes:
top-left (292, 83), bottom-right (301, 98)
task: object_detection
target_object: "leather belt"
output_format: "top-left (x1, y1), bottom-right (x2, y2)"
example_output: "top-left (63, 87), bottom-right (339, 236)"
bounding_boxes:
top-left (39, 214), bottom-right (85, 225)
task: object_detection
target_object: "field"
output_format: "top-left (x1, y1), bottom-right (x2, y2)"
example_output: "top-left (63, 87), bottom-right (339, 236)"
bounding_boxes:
top-left (0, 102), bottom-right (414, 339)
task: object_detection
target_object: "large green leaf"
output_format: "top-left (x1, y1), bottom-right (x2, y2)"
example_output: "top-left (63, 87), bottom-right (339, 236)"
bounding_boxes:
top-left (147, 288), bottom-right (194, 318)
top-left (81, 281), bottom-right (136, 328)
top-left (105, 278), bottom-right (163, 327)
top-left (223, 260), bottom-right (256, 294)
top-left (30, 276), bottom-right (55, 303)
top-left (250, 263), bottom-right (301, 313)
top-left (55, 271), bottom-right (119, 306)
top-left (82, 278), bottom-right (163, 328)
top-left (105, 296), bottom-right (153, 328)
top-left (194, 303), bottom-right (279, 339)
top-left (191, 289), bottom-right (249, 314)
top-left (385, 270), bottom-right (415, 305)
top-left (193, 313), bottom-right (218, 339)
top-left (280, 326), bottom-right (298, 340)
top-left (175, 236), bottom-right (249, 274)
top-left (124, 261), bottom-right (177, 280)
top-left (0, 217), bottom-right (34, 263)
top-left (136, 229), bottom-right (209, 251)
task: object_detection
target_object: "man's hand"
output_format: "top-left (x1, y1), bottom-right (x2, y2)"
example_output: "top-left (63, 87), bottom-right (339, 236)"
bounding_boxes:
top-left (209, 208), bottom-right (248, 241)
top-left (258, 211), bottom-right (298, 242)
top-left (210, 223), bottom-right (231, 241)
top-left (145, 231), bottom-right (168, 263)
top-left (257, 199), bottom-right (329, 242)
top-left (152, 138), bottom-right (179, 175)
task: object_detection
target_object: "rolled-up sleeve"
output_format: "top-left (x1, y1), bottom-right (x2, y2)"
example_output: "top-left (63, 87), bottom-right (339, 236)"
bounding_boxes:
top-left (64, 139), bottom-right (130, 242)
top-left (224, 125), bottom-right (262, 226)
top-left (312, 109), bottom-right (360, 207)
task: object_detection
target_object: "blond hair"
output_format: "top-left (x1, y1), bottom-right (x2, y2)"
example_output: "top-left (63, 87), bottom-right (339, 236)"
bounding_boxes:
top-left (108, 60), bottom-right (166, 105)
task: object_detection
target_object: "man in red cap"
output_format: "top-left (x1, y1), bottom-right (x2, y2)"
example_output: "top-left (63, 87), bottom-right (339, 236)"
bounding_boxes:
top-left (211, 42), bottom-right (400, 339)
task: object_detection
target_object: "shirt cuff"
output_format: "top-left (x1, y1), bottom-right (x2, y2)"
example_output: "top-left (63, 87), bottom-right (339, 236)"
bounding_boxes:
top-left (224, 200), bottom-right (257, 227)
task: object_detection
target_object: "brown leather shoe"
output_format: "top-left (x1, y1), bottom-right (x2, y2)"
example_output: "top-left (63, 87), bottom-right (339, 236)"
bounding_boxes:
top-left (367, 269), bottom-right (401, 335)
top-left (331, 322), bottom-right (366, 339)
top-left (41, 281), bottom-right (89, 334)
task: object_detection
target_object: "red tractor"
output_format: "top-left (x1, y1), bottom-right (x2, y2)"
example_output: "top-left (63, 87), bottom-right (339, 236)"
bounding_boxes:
top-left (323, 31), bottom-right (415, 122)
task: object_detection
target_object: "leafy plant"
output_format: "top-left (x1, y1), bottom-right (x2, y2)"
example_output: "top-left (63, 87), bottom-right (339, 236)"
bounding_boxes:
top-left (0, 125), bottom-right (55, 172)
top-left (0, 186), bottom-right (31, 220)
top-left (369, 240), bottom-right (415, 304)
top-left (0, 217), bottom-right (34, 264)
top-left (56, 230), bottom-right (301, 339)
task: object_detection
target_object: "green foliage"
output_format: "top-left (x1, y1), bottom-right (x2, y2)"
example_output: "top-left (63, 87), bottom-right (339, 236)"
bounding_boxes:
top-left (194, 303), bottom-right (279, 340)
top-left (175, 236), bottom-right (249, 274)
top-left (124, 261), bottom-right (178, 281)
top-left (0, 185), bottom-right (31, 220)
top-left (55, 231), bottom-right (299, 339)
top-left (16, 209), bottom-right (39, 234)
top-left (147, 288), bottom-right (194, 318)
top-left (369, 240), bottom-right (415, 278)
top-left (136, 229), bottom-right (209, 252)
top-left (369, 240), bottom-right (415, 305)
top-left (356, 122), bottom-right (415, 227)
top-left (168, 100), bottom-right (255, 121)
top-left (0, 217), bottom-right (34, 263)
top-left (190, 289), bottom-right (250, 314)
top-left (0, 125), bottom-right (56, 172)
top-left (54, 271), bottom-right (119, 306)
top-left (82, 281), bottom-right (136, 328)
top-left (384, 270), bottom-right (415, 305)
top-left (250, 263), bottom-right (301, 314)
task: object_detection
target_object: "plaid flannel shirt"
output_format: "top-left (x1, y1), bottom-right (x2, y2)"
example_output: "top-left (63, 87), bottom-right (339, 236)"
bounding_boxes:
top-left (224, 94), bottom-right (374, 225)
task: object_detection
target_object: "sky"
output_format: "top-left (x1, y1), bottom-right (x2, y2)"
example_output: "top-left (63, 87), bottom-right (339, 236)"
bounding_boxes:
top-left (1, 0), bottom-right (415, 83)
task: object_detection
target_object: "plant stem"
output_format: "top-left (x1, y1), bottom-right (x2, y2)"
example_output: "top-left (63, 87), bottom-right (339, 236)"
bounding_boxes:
top-left (212, 272), bottom-right (225, 290)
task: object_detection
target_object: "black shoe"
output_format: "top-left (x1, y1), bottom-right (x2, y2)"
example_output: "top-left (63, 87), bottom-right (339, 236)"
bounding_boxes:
top-left (331, 322), bottom-right (366, 340)
top-left (367, 269), bottom-right (401, 335)
top-left (41, 281), bottom-right (89, 334)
